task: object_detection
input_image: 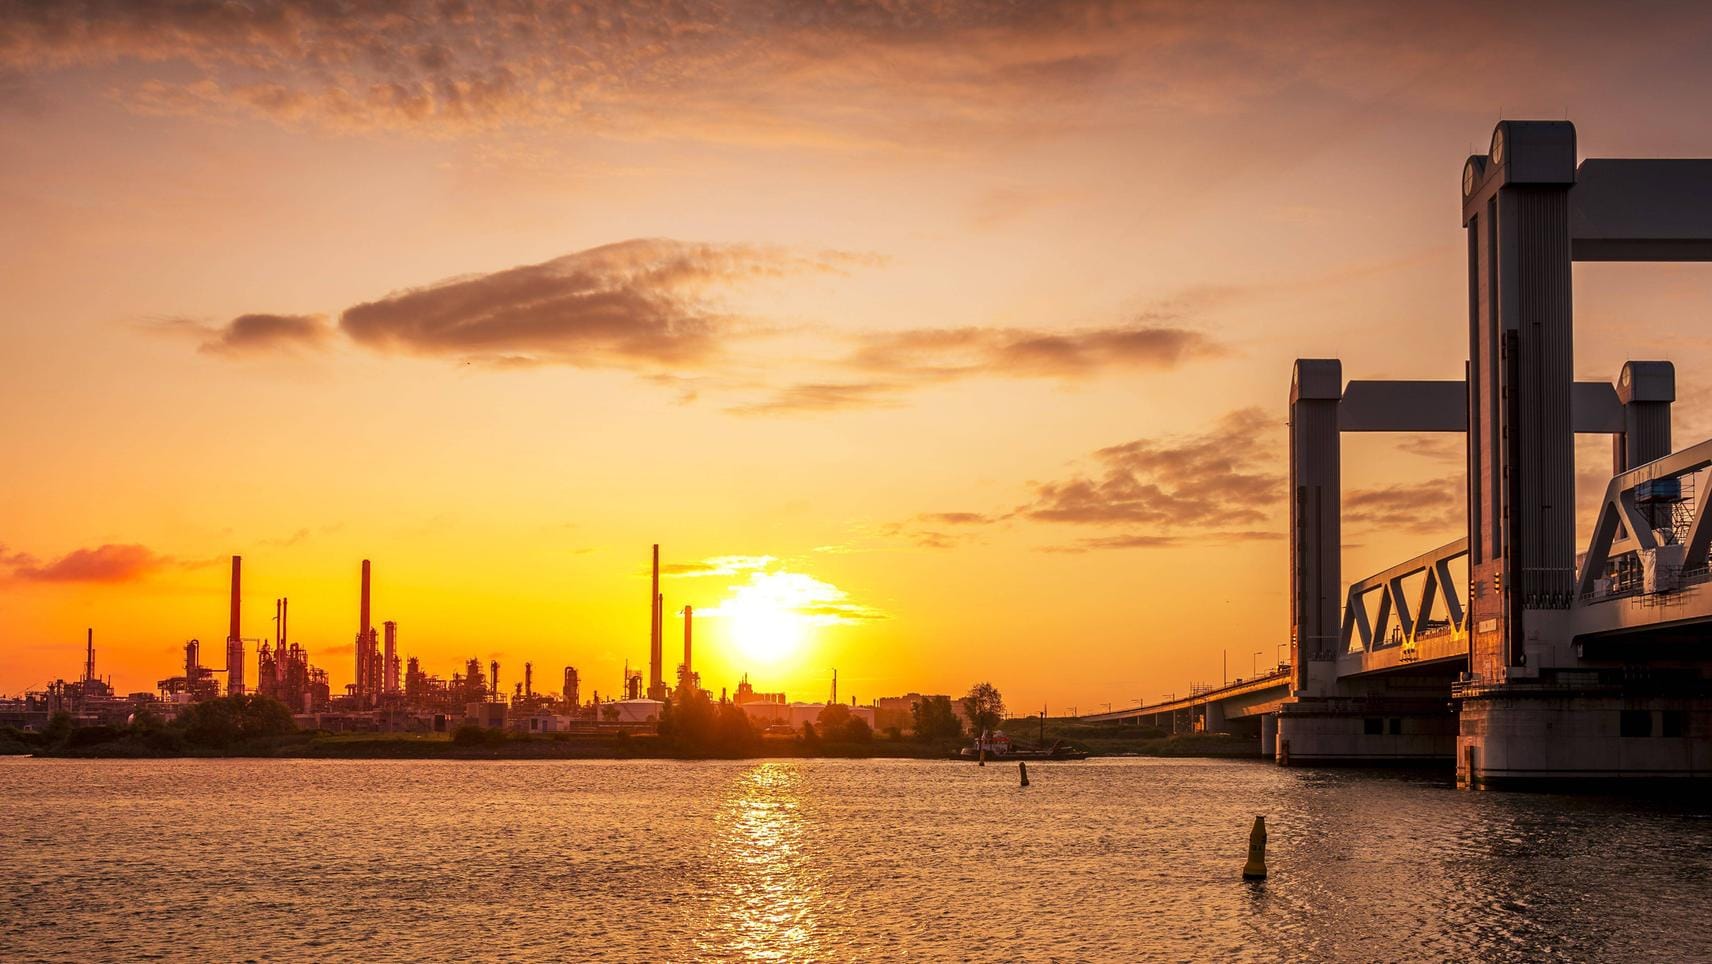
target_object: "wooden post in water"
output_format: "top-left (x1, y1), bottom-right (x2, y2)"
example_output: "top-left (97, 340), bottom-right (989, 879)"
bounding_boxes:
top-left (1019, 761), bottom-right (1029, 786)
top-left (1242, 815), bottom-right (1267, 880)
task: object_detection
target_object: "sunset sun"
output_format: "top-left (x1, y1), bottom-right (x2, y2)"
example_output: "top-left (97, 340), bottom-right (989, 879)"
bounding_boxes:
top-left (726, 592), bottom-right (808, 665)
top-left (704, 570), bottom-right (873, 667)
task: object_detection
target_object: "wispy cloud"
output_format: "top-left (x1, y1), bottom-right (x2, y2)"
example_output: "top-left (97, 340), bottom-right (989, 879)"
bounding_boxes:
top-left (884, 408), bottom-right (1288, 551)
top-left (848, 323), bottom-right (1226, 380)
top-left (658, 555), bottom-right (777, 577)
top-left (1042, 529), bottom-right (1281, 553)
top-left (1022, 408), bottom-right (1283, 528)
top-left (4, 543), bottom-right (175, 583)
top-left (340, 239), bottom-right (863, 369)
top-left (739, 315), bottom-right (1230, 414)
top-left (5, 1), bottom-right (1678, 150)
top-left (725, 382), bottom-right (902, 416)
top-left (201, 313), bottom-right (332, 357)
top-left (1343, 475), bottom-right (1464, 533)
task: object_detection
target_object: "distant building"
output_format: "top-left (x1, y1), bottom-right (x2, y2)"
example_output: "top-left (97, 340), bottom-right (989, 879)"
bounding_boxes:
top-left (783, 702), bottom-right (876, 729)
top-left (873, 693), bottom-right (964, 734)
top-left (611, 698), bottom-right (664, 723)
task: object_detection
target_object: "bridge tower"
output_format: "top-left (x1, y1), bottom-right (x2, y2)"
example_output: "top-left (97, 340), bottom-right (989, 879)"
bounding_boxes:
top-left (1460, 120), bottom-right (1580, 692)
top-left (1456, 121), bottom-right (1712, 786)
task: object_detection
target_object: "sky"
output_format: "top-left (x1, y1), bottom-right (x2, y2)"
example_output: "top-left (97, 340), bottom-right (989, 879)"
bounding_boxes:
top-left (6, 0), bottom-right (1712, 714)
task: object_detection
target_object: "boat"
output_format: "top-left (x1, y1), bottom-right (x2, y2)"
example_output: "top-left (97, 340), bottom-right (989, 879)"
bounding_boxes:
top-left (956, 729), bottom-right (1089, 761)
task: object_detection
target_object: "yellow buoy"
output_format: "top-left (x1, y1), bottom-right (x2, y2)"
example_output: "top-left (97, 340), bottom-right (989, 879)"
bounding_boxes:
top-left (1242, 815), bottom-right (1267, 880)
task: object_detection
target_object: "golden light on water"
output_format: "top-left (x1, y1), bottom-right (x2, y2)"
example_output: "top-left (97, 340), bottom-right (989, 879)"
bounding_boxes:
top-left (705, 763), bottom-right (822, 961)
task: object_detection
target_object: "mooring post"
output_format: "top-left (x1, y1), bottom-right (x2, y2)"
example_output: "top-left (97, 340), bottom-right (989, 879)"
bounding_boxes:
top-left (1019, 761), bottom-right (1029, 786)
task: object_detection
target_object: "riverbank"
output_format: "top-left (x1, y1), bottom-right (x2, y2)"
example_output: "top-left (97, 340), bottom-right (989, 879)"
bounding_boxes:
top-left (4, 728), bottom-right (1260, 760)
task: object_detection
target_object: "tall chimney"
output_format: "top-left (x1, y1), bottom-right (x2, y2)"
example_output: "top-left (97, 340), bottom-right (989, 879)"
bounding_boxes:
top-left (360, 559), bottom-right (372, 636)
top-left (275, 598), bottom-right (282, 646)
top-left (226, 556), bottom-right (245, 696)
top-left (280, 598), bottom-right (289, 684)
top-left (683, 605), bottom-right (693, 679)
top-left (85, 628), bottom-right (95, 685)
top-left (490, 660), bottom-right (500, 700)
top-left (383, 620), bottom-right (398, 694)
top-left (525, 662), bottom-right (533, 698)
top-left (229, 556), bottom-right (242, 641)
top-left (649, 545), bottom-right (662, 697)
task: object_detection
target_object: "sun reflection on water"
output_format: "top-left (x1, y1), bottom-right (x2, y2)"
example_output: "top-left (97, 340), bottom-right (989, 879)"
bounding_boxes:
top-left (701, 763), bottom-right (823, 961)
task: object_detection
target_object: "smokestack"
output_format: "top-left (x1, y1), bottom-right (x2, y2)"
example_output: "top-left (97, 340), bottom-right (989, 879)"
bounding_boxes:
top-left (85, 628), bottom-right (95, 685)
top-left (525, 662), bottom-right (533, 698)
top-left (226, 556), bottom-right (245, 696)
top-left (279, 598), bottom-right (289, 685)
top-left (649, 545), bottom-right (662, 697)
top-left (275, 599), bottom-right (282, 646)
top-left (683, 605), bottom-right (693, 678)
top-left (383, 621), bottom-right (398, 694)
top-left (490, 660), bottom-right (499, 700)
top-left (229, 556), bottom-right (242, 642)
top-left (360, 559), bottom-right (371, 636)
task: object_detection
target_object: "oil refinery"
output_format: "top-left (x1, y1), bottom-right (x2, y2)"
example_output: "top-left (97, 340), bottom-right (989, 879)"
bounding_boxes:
top-left (0, 544), bottom-right (882, 737)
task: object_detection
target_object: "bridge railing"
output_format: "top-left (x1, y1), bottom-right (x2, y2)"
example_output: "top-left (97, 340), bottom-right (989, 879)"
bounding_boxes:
top-left (1577, 438), bottom-right (1712, 604)
top-left (1340, 539), bottom-right (1470, 657)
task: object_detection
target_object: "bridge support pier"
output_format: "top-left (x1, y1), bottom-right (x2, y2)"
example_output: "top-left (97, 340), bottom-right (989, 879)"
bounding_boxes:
top-left (1274, 697), bottom-right (1456, 766)
top-left (1457, 684), bottom-right (1712, 788)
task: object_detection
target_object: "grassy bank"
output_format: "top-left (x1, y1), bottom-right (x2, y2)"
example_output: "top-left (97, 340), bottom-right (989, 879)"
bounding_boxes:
top-left (16, 726), bottom-right (970, 761)
top-left (1001, 717), bottom-right (1263, 759)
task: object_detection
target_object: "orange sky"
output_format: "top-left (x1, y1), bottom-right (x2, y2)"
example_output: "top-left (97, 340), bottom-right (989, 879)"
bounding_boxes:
top-left (6, 1), bottom-right (1712, 714)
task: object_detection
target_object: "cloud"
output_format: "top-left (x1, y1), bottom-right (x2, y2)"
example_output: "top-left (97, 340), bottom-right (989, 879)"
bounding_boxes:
top-left (262, 528), bottom-right (312, 548)
top-left (6, 543), bottom-right (173, 582)
top-left (725, 382), bottom-right (902, 416)
top-left (1394, 436), bottom-right (1464, 464)
top-left (339, 239), bottom-right (860, 368)
top-left (658, 555), bottom-right (777, 577)
top-left (743, 318), bottom-right (1230, 414)
top-left (196, 314), bottom-right (332, 357)
top-left (1022, 408), bottom-right (1284, 527)
top-left (881, 408), bottom-right (1287, 551)
top-left (3, 0), bottom-right (1680, 149)
top-left (848, 323), bottom-right (1226, 380)
top-left (1343, 475), bottom-right (1465, 533)
top-left (878, 511), bottom-right (1011, 550)
top-left (920, 512), bottom-right (998, 525)
top-left (186, 239), bottom-right (1225, 411)
top-left (1042, 529), bottom-right (1282, 553)
top-left (699, 569), bottom-right (885, 626)
top-left (0, 2), bottom-right (1253, 142)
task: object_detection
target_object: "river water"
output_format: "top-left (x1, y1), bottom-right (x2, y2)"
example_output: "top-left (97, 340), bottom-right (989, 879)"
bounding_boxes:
top-left (1, 756), bottom-right (1709, 962)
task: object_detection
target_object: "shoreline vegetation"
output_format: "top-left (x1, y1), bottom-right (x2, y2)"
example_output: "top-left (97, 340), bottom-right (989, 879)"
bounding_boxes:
top-left (0, 693), bottom-right (1262, 762)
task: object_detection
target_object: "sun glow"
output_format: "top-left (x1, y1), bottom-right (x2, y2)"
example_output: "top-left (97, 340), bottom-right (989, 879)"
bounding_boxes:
top-left (703, 570), bottom-right (876, 665)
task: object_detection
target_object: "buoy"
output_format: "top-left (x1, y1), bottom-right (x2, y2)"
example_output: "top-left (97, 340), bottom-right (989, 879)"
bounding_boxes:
top-left (1242, 815), bottom-right (1267, 880)
top-left (1019, 761), bottom-right (1029, 786)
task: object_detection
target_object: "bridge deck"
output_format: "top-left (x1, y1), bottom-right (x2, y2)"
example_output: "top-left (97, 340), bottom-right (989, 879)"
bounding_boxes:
top-left (1081, 668), bottom-right (1290, 723)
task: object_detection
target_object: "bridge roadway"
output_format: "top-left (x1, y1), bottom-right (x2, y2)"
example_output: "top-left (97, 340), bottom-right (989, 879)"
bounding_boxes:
top-left (1081, 668), bottom-right (1292, 729)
